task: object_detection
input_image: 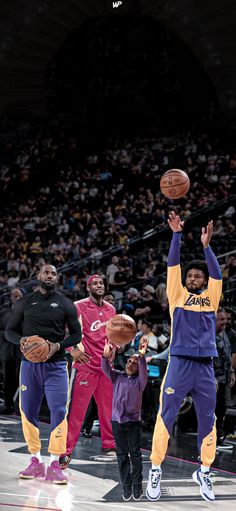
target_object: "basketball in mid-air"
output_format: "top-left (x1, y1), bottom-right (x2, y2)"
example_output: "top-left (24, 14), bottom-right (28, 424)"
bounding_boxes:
top-left (23, 335), bottom-right (50, 363)
top-left (106, 314), bottom-right (137, 346)
top-left (160, 169), bottom-right (190, 199)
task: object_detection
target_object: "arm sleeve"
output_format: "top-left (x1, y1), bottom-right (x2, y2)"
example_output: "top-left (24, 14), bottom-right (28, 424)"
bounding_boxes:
top-left (5, 298), bottom-right (26, 345)
top-left (60, 298), bottom-right (82, 349)
top-left (139, 356), bottom-right (148, 390)
top-left (167, 232), bottom-right (183, 308)
top-left (204, 246), bottom-right (222, 311)
top-left (101, 357), bottom-right (116, 382)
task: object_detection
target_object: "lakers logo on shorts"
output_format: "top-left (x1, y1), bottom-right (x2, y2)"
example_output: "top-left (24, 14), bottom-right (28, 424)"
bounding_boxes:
top-left (21, 384), bottom-right (27, 391)
top-left (165, 387), bottom-right (175, 395)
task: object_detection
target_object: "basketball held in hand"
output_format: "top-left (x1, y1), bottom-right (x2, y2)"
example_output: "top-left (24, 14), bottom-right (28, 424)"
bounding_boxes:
top-left (160, 169), bottom-right (190, 199)
top-left (106, 314), bottom-right (137, 346)
top-left (23, 335), bottom-right (50, 363)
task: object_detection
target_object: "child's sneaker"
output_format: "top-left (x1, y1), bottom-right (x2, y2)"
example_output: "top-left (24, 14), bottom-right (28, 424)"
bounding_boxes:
top-left (45, 461), bottom-right (68, 484)
top-left (19, 457), bottom-right (45, 479)
top-left (122, 485), bottom-right (132, 501)
top-left (133, 484), bottom-right (143, 500)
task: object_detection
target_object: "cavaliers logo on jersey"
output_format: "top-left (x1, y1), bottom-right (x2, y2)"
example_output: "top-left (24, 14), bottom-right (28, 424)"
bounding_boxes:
top-left (90, 320), bottom-right (107, 331)
top-left (184, 294), bottom-right (210, 307)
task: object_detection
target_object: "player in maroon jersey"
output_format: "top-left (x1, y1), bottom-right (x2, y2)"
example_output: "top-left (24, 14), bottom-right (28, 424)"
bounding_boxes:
top-left (59, 274), bottom-right (116, 468)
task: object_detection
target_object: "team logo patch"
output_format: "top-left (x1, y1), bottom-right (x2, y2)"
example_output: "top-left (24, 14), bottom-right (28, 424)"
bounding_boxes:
top-left (50, 303), bottom-right (59, 308)
top-left (165, 387), bottom-right (175, 395)
top-left (79, 381), bottom-right (88, 386)
top-left (90, 320), bottom-right (107, 331)
top-left (21, 384), bottom-right (27, 391)
top-left (55, 427), bottom-right (62, 438)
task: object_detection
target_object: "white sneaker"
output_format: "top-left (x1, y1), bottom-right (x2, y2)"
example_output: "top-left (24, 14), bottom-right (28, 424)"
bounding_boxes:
top-left (146, 468), bottom-right (162, 501)
top-left (192, 468), bottom-right (215, 502)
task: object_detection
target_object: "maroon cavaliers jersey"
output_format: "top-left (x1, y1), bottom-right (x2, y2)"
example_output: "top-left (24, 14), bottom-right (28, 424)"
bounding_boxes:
top-left (73, 297), bottom-right (116, 373)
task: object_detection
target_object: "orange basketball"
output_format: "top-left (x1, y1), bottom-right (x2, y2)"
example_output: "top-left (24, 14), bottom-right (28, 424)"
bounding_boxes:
top-left (160, 169), bottom-right (190, 199)
top-left (106, 314), bottom-right (137, 346)
top-left (23, 335), bottom-right (50, 363)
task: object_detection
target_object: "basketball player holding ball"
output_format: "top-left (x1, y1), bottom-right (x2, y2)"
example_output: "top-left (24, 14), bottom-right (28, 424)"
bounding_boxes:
top-left (6, 264), bottom-right (88, 484)
top-left (59, 274), bottom-right (116, 469)
top-left (146, 211), bottom-right (222, 502)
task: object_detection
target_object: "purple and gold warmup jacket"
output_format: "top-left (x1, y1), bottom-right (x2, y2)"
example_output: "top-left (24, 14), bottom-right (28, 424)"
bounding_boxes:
top-left (167, 232), bottom-right (222, 358)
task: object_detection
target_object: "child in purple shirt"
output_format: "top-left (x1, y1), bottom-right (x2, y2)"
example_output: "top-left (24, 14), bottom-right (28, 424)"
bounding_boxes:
top-left (101, 340), bottom-right (148, 502)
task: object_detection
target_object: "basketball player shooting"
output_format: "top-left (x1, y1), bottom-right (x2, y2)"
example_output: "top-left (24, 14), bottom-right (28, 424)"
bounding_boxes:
top-left (6, 264), bottom-right (88, 484)
top-left (146, 211), bottom-right (222, 503)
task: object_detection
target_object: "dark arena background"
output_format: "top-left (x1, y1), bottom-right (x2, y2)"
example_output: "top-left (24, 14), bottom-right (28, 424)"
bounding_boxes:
top-left (0, 1), bottom-right (236, 510)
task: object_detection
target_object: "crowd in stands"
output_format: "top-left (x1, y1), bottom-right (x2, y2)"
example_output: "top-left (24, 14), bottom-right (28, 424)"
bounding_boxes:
top-left (0, 125), bottom-right (236, 304)
top-left (0, 122), bottom-right (236, 441)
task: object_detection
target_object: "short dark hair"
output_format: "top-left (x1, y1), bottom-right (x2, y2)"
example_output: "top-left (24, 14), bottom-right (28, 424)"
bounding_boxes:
top-left (104, 291), bottom-right (115, 300)
top-left (184, 260), bottom-right (209, 282)
top-left (224, 306), bottom-right (236, 318)
top-left (142, 317), bottom-right (153, 329)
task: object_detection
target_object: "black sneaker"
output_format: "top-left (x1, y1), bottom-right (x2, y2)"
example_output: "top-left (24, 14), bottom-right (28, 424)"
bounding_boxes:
top-left (59, 454), bottom-right (72, 469)
top-left (122, 486), bottom-right (132, 501)
top-left (81, 428), bottom-right (92, 438)
top-left (133, 484), bottom-right (143, 501)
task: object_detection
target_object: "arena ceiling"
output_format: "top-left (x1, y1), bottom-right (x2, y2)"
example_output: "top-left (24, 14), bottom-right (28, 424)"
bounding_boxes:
top-left (1, 0), bottom-right (236, 122)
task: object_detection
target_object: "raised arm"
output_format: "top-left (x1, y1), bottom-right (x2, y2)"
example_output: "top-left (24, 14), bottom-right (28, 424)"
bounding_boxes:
top-left (166, 211), bottom-right (184, 308)
top-left (101, 343), bottom-right (118, 382)
top-left (138, 355), bottom-right (148, 390)
top-left (201, 221), bottom-right (222, 310)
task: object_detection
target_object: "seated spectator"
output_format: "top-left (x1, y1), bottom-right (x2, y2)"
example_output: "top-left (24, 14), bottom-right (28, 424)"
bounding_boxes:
top-left (134, 284), bottom-right (162, 322)
top-left (123, 288), bottom-right (142, 318)
top-left (139, 317), bottom-right (158, 352)
top-left (106, 256), bottom-right (119, 288)
top-left (222, 256), bottom-right (236, 279)
top-left (156, 282), bottom-right (168, 312)
top-left (113, 262), bottom-right (128, 288)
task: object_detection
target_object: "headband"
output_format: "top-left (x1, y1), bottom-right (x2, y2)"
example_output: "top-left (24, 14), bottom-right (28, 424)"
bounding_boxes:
top-left (87, 274), bottom-right (103, 286)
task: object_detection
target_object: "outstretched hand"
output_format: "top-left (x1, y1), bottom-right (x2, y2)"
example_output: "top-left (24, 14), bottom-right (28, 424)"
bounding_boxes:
top-left (167, 211), bottom-right (184, 232)
top-left (201, 220), bottom-right (213, 248)
top-left (103, 341), bottom-right (117, 362)
top-left (139, 338), bottom-right (148, 355)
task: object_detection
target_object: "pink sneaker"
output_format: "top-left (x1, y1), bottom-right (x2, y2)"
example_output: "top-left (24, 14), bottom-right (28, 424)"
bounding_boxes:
top-left (19, 457), bottom-right (46, 479)
top-left (45, 461), bottom-right (68, 484)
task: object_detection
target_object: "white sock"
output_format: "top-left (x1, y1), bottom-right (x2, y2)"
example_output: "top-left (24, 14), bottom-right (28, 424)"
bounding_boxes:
top-left (34, 451), bottom-right (42, 463)
top-left (201, 465), bottom-right (210, 473)
top-left (152, 464), bottom-right (161, 470)
top-left (50, 454), bottom-right (59, 464)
